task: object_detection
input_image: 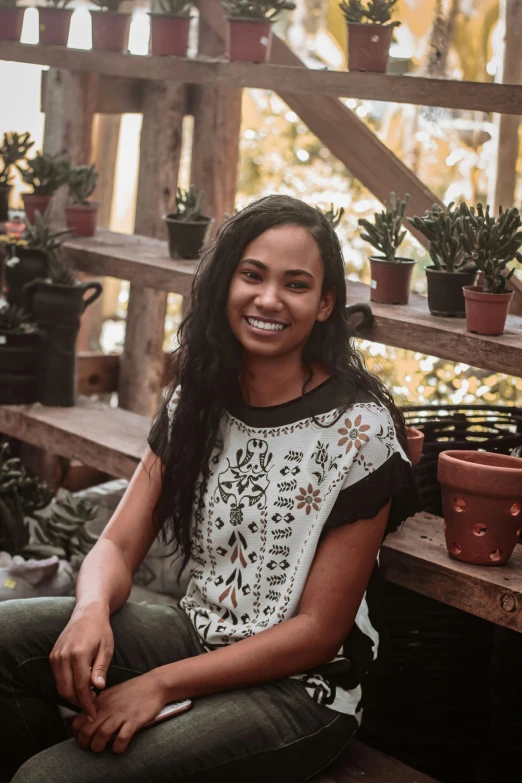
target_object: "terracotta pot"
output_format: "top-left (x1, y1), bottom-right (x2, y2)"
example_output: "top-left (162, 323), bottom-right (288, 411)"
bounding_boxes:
top-left (438, 450), bottom-right (522, 566)
top-left (463, 285), bottom-right (514, 336)
top-left (22, 193), bottom-right (53, 225)
top-left (65, 203), bottom-right (99, 237)
top-left (347, 23), bottom-right (393, 73)
top-left (226, 18), bottom-right (272, 63)
top-left (0, 7), bottom-right (24, 42)
top-left (369, 256), bottom-right (415, 305)
top-left (425, 265), bottom-right (477, 318)
top-left (0, 184), bottom-right (11, 222)
top-left (164, 215), bottom-right (213, 260)
top-left (406, 427), bottom-right (424, 466)
top-left (38, 7), bottom-right (73, 46)
top-left (149, 14), bottom-right (191, 57)
top-left (91, 11), bottom-right (131, 53)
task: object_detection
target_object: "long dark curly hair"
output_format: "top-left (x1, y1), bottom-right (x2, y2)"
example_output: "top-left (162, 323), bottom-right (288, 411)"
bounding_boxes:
top-left (151, 194), bottom-right (406, 576)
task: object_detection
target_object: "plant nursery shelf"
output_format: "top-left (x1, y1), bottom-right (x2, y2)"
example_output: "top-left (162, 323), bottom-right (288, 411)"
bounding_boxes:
top-left (0, 397), bottom-right (148, 480)
top-left (381, 511), bottom-right (522, 633)
top-left (1, 42), bottom-right (522, 115)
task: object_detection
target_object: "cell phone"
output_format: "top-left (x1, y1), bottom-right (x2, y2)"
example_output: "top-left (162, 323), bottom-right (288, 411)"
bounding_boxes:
top-left (58, 699), bottom-right (192, 730)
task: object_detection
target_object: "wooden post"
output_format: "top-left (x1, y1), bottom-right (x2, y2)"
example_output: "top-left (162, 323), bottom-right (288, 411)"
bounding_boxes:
top-left (191, 0), bottom-right (242, 224)
top-left (118, 81), bottom-right (186, 416)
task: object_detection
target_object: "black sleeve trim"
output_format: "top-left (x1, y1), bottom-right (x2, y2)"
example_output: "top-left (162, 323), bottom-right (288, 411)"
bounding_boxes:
top-left (323, 452), bottom-right (423, 538)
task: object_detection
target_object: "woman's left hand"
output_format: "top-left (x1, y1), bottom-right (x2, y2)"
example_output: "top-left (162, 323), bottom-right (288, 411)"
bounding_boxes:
top-left (72, 671), bottom-right (166, 754)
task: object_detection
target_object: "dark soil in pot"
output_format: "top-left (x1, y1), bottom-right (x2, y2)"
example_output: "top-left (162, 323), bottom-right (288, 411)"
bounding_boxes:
top-left (226, 18), bottom-right (273, 63)
top-left (38, 7), bottom-right (73, 46)
top-left (369, 256), bottom-right (415, 305)
top-left (425, 266), bottom-right (477, 318)
top-left (0, 184), bottom-right (12, 222)
top-left (91, 11), bottom-right (131, 53)
top-left (164, 215), bottom-right (213, 260)
top-left (0, 7), bottom-right (25, 42)
top-left (149, 14), bottom-right (191, 57)
top-left (347, 23), bottom-right (393, 72)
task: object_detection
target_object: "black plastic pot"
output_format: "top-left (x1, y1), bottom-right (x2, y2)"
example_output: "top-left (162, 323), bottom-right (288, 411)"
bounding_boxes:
top-left (425, 265), bottom-right (477, 318)
top-left (0, 183), bottom-right (11, 222)
top-left (164, 215), bottom-right (213, 260)
top-left (4, 247), bottom-right (48, 311)
top-left (24, 279), bottom-right (102, 407)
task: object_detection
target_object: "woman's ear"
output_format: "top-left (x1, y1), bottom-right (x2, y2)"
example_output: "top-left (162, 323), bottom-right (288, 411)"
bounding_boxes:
top-left (316, 287), bottom-right (336, 323)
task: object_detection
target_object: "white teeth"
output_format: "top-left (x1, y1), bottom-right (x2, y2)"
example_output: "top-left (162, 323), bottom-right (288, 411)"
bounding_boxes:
top-left (246, 317), bottom-right (286, 332)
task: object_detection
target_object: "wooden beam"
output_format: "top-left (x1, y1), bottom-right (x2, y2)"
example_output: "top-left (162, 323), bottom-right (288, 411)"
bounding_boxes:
top-left (313, 740), bottom-right (438, 783)
top-left (97, 75), bottom-right (144, 114)
top-left (4, 42), bottom-right (522, 115)
top-left (382, 512), bottom-right (522, 634)
top-left (0, 398), bottom-right (148, 480)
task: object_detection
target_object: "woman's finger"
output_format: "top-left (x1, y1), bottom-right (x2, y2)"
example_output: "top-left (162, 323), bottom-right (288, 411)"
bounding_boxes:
top-left (90, 639), bottom-right (113, 690)
top-left (112, 721), bottom-right (136, 754)
top-left (50, 653), bottom-right (80, 707)
top-left (90, 717), bottom-right (124, 754)
top-left (71, 655), bottom-right (97, 721)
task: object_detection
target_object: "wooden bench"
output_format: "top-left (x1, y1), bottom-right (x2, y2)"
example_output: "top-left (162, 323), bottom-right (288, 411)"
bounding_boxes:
top-left (310, 739), bottom-right (438, 782)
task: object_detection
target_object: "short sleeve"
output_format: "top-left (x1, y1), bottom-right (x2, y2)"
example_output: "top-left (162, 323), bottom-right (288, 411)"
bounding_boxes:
top-left (147, 385), bottom-right (181, 457)
top-left (324, 404), bottom-right (422, 538)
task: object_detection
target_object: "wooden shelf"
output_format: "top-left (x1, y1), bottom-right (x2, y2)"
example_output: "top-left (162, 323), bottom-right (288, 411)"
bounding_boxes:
top-left (382, 511), bottom-right (522, 633)
top-left (0, 397), bottom-right (149, 479)
top-left (2, 42), bottom-right (522, 115)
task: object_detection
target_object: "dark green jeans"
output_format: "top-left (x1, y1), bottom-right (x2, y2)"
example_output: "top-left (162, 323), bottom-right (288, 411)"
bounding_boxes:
top-left (0, 597), bottom-right (357, 783)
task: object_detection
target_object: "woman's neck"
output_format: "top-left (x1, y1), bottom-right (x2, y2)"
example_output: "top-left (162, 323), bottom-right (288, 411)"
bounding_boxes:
top-left (239, 357), bottom-right (331, 408)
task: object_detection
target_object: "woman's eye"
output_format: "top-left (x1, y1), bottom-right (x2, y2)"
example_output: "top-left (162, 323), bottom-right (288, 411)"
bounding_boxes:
top-left (241, 272), bottom-right (308, 290)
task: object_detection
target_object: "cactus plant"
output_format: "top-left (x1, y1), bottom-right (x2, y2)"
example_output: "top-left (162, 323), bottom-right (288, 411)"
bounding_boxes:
top-left (91, 0), bottom-right (124, 10)
top-left (44, 0), bottom-right (72, 6)
top-left (173, 185), bottom-right (207, 221)
top-left (339, 0), bottom-right (400, 26)
top-left (456, 203), bottom-right (522, 294)
top-left (67, 163), bottom-right (98, 205)
top-left (17, 152), bottom-right (69, 196)
top-left (408, 203), bottom-right (476, 273)
top-left (0, 304), bottom-right (33, 332)
top-left (0, 132), bottom-right (34, 186)
top-left (358, 192), bottom-right (410, 262)
top-left (221, 0), bottom-right (295, 20)
top-left (47, 252), bottom-right (77, 286)
top-left (155, 0), bottom-right (192, 14)
top-left (321, 204), bottom-right (345, 229)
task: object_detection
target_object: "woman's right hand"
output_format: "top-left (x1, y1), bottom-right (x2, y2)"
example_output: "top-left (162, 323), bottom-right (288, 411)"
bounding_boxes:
top-left (49, 602), bottom-right (114, 721)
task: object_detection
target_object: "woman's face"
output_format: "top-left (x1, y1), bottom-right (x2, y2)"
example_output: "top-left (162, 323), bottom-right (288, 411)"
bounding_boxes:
top-left (226, 224), bottom-right (336, 360)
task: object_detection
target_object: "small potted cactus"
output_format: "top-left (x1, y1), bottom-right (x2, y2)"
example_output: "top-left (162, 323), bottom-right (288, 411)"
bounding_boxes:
top-left (38, 0), bottom-right (74, 46)
top-left (408, 202), bottom-right (477, 318)
top-left (163, 185), bottom-right (213, 260)
top-left (0, 0), bottom-right (25, 43)
top-left (358, 193), bottom-right (415, 305)
top-left (0, 131), bottom-right (34, 222)
top-left (320, 203), bottom-right (345, 229)
top-left (65, 163), bottom-right (99, 237)
top-left (149, 0), bottom-right (193, 57)
top-left (458, 203), bottom-right (522, 335)
top-left (339, 0), bottom-right (400, 73)
top-left (0, 304), bottom-right (42, 405)
top-left (90, 0), bottom-right (131, 53)
top-left (17, 151), bottom-right (69, 224)
top-left (221, 0), bottom-right (296, 63)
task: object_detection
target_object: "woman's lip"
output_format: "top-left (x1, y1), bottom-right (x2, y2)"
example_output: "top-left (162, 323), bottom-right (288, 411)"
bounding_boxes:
top-left (244, 316), bottom-right (289, 326)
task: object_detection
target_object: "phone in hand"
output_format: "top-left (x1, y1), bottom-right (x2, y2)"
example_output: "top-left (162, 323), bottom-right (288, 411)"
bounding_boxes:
top-left (59, 699), bottom-right (192, 731)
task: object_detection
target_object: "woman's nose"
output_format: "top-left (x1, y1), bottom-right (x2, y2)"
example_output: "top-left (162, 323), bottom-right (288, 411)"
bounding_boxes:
top-left (254, 285), bottom-right (283, 310)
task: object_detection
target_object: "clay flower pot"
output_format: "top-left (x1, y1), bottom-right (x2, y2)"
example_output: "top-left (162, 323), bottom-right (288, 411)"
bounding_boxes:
top-left (438, 450), bottom-right (522, 566)
top-left (226, 18), bottom-right (273, 63)
top-left (463, 285), bottom-right (514, 336)
top-left (425, 266), bottom-right (477, 318)
top-left (149, 14), bottom-right (191, 57)
top-left (65, 203), bottom-right (99, 237)
top-left (369, 256), bottom-right (416, 305)
top-left (347, 23), bottom-right (393, 72)
top-left (38, 7), bottom-right (73, 46)
top-left (0, 6), bottom-right (25, 42)
top-left (406, 427), bottom-right (424, 466)
top-left (91, 11), bottom-right (131, 53)
top-left (22, 193), bottom-right (53, 225)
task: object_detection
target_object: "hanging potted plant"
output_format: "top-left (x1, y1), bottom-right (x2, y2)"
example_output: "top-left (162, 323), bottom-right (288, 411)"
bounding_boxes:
top-left (24, 251), bottom-right (102, 407)
top-left (358, 192), bottom-right (415, 305)
top-left (222, 0), bottom-right (296, 63)
top-left (163, 185), bottom-right (213, 260)
top-left (38, 0), bottom-right (74, 46)
top-left (0, 132), bottom-right (34, 222)
top-left (408, 202), bottom-right (477, 318)
top-left (149, 0), bottom-right (193, 57)
top-left (90, 0), bottom-right (131, 53)
top-left (0, 304), bottom-right (42, 405)
top-left (65, 163), bottom-right (99, 237)
top-left (0, 0), bottom-right (25, 44)
top-left (17, 151), bottom-right (69, 225)
top-left (438, 450), bottom-right (522, 566)
top-left (458, 203), bottom-right (522, 336)
top-left (339, 0), bottom-right (400, 73)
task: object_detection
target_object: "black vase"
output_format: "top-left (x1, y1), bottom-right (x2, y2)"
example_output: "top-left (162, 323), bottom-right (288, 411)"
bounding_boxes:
top-left (0, 183), bottom-right (11, 222)
top-left (164, 215), bottom-right (213, 260)
top-left (0, 328), bottom-right (42, 404)
top-left (425, 265), bottom-right (477, 318)
top-left (4, 247), bottom-right (48, 311)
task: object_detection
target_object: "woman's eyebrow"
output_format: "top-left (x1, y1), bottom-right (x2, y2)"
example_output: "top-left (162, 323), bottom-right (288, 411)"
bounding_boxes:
top-left (240, 258), bottom-right (315, 279)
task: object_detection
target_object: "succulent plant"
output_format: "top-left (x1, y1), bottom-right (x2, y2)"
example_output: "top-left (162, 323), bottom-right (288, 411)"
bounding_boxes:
top-left (67, 163), bottom-right (98, 205)
top-left (44, 0), bottom-right (73, 6)
top-left (0, 132), bottom-right (34, 186)
top-left (221, 0), bottom-right (296, 21)
top-left (339, 0), bottom-right (401, 26)
top-left (153, 0), bottom-right (192, 14)
top-left (91, 0), bottom-right (125, 11)
top-left (358, 192), bottom-right (410, 263)
top-left (0, 304), bottom-right (33, 332)
top-left (173, 185), bottom-right (207, 221)
top-left (456, 203), bottom-right (522, 294)
top-left (321, 204), bottom-right (345, 229)
top-left (17, 152), bottom-right (69, 197)
top-left (23, 205), bottom-right (73, 255)
top-left (408, 203), bottom-right (476, 273)
top-left (47, 252), bottom-right (78, 286)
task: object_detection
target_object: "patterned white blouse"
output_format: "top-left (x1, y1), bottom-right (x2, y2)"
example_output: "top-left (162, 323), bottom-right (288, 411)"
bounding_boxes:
top-left (148, 375), bottom-right (420, 722)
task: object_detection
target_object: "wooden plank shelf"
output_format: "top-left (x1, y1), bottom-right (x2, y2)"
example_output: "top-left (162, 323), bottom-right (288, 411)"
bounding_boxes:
top-left (2, 42), bottom-right (522, 115)
top-left (312, 739), bottom-right (438, 783)
top-left (381, 511), bottom-right (522, 633)
top-left (0, 397), bottom-right (149, 480)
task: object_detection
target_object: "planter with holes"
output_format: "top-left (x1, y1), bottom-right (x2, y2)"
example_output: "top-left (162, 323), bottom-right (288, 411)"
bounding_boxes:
top-left (438, 450), bottom-right (522, 566)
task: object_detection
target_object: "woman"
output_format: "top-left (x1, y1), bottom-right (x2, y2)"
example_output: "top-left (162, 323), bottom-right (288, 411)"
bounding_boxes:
top-left (0, 195), bottom-right (420, 783)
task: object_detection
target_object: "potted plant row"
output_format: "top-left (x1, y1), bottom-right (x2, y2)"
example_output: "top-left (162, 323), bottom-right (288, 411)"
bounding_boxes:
top-left (221, 0), bottom-right (296, 63)
top-left (0, 131), bottom-right (34, 222)
top-left (164, 185), bottom-right (213, 260)
top-left (339, 0), bottom-right (400, 73)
